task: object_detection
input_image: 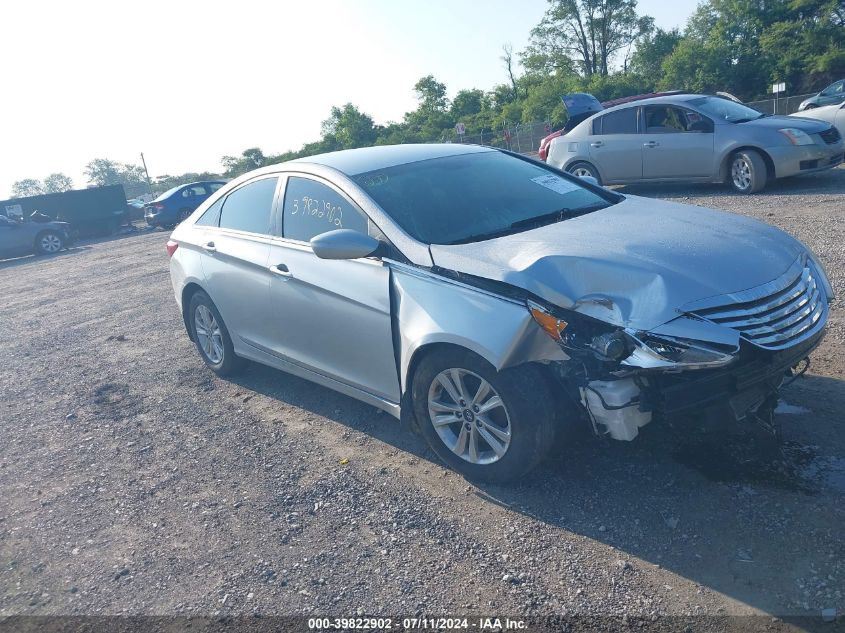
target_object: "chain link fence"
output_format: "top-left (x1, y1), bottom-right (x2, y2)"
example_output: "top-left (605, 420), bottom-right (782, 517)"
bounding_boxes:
top-left (441, 121), bottom-right (553, 155)
top-left (745, 92), bottom-right (816, 115)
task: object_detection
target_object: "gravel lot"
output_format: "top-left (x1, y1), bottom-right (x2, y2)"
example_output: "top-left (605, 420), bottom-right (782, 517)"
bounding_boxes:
top-left (1, 168), bottom-right (843, 632)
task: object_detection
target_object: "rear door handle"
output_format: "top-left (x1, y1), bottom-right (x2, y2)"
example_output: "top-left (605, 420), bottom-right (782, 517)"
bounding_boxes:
top-left (270, 263), bottom-right (292, 278)
top-left (643, 141), bottom-right (659, 148)
top-left (590, 141), bottom-right (604, 148)
top-left (202, 241), bottom-right (216, 253)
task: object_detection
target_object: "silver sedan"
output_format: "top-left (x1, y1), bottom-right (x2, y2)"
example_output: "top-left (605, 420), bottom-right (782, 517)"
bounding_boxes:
top-left (168, 144), bottom-right (832, 482)
top-left (546, 94), bottom-right (843, 193)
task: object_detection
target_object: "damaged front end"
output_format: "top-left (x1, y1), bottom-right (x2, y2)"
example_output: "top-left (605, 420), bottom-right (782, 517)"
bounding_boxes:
top-left (526, 253), bottom-right (832, 442)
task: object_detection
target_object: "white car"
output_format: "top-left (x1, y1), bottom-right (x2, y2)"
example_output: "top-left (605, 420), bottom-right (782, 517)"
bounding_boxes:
top-left (790, 102), bottom-right (845, 142)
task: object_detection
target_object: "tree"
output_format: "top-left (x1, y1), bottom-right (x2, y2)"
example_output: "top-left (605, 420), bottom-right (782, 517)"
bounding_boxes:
top-left (43, 173), bottom-right (74, 193)
top-left (450, 89), bottom-right (486, 120)
top-left (413, 75), bottom-right (449, 113)
top-left (501, 44), bottom-right (522, 100)
top-left (220, 148), bottom-right (267, 178)
top-left (321, 103), bottom-right (377, 149)
top-left (84, 158), bottom-right (149, 198)
top-left (11, 179), bottom-right (45, 198)
top-left (529, 0), bottom-right (654, 77)
top-left (630, 28), bottom-right (682, 79)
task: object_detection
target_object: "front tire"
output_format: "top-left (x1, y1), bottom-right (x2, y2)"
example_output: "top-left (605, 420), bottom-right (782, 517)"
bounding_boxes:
top-left (566, 161), bottom-right (602, 185)
top-left (188, 291), bottom-right (244, 376)
top-left (729, 149), bottom-right (768, 194)
top-left (411, 349), bottom-right (556, 483)
top-left (35, 231), bottom-right (64, 255)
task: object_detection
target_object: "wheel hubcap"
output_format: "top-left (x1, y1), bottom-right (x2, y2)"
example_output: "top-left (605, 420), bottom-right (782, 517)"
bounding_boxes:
top-left (41, 235), bottom-right (61, 252)
top-left (572, 167), bottom-right (592, 178)
top-left (732, 157), bottom-right (752, 190)
top-left (427, 368), bottom-right (511, 465)
top-left (194, 305), bottom-right (224, 364)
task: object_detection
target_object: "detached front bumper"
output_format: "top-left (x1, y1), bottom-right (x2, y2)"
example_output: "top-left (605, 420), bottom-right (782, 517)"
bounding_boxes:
top-left (769, 142), bottom-right (844, 178)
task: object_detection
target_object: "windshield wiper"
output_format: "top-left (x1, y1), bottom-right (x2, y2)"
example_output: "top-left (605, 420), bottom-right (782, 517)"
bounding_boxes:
top-left (443, 204), bottom-right (609, 245)
top-left (733, 113), bottom-right (769, 123)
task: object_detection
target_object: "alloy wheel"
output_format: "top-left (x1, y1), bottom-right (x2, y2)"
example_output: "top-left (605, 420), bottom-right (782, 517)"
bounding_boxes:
top-left (731, 156), bottom-right (752, 191)
top-left (427, 368), bottom-right (512, 465)
top-left (194, 305), bottom-right (224, 364)
top-left (40, 234), bottom-right (62, 253)
top-left (571, 166), bottom-right (593, 178)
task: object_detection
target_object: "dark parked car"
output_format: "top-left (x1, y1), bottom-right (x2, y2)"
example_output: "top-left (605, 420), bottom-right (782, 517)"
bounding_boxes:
top-left (798, 79), bottom-right (845, 111)
top-left (145, 181), bottom-right (226, 228)
top-left (0, 214), bottom-right (75, 258)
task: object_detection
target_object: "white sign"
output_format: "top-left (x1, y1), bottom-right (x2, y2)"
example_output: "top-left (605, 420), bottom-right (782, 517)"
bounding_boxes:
top-left (455, 122), bottom-right (466, 135)
top-left (772, 82), bottom-right (786, 94)
top-left (530, 175), bottom-right (579, 196)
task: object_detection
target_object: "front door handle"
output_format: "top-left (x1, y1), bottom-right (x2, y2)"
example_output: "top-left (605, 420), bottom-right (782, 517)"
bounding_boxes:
top-left (202, 241), bottom-right (217, 253)
top-left (590, 141), bottom-right (604, 148)
top-left (270, 263), bottom-right (292, 278)
top-left (643, 141), bottom-right (659, 148)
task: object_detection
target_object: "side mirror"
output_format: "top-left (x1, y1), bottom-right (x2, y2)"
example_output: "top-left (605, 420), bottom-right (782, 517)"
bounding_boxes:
top-left (577, 174), bottom-right (599, 187)
top-left (689, 120), bottom-right (713, 133)
top-left (310, 229), bottom-right (381, 260)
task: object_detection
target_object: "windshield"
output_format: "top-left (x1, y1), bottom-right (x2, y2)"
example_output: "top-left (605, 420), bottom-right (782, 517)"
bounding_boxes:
top-left (686, 96), bottom-right (763, 123)
top-left (353, 151), bottom-right (612, 245)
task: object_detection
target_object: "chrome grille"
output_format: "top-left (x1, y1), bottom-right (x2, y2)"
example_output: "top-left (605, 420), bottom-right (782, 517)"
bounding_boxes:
top-left (820, 127), bottom-right (841, 144)
top-left (686, 258), bottom-right (827, 350)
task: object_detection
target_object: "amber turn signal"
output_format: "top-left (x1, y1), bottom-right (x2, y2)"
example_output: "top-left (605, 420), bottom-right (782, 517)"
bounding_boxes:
top-left (528, 303), bottom-right (567, 341)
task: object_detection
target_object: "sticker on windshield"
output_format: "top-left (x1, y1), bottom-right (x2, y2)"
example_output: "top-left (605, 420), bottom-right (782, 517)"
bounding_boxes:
top-left (530, 174), bottom-right (580, 195)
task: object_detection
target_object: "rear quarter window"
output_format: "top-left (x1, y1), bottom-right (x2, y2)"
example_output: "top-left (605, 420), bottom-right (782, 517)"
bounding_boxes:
top-left (594, 108), bottom-right (639, 135)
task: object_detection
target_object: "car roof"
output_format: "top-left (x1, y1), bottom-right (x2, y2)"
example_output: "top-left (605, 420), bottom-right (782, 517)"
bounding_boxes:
top-left (290, 143), bottom-right (494, 176)
top-left (598, 94), bottom-right (708, 115)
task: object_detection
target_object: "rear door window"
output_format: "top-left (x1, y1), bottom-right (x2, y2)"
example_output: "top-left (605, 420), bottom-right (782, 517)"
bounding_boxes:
top-left (594, 107), bottom-right (639, 135)
top-left (218, 177), bottom-right (278, 235)
top-left (281, 177), bottom-right (368, 242)
top-left (181, 185), bottom-right (208, 199)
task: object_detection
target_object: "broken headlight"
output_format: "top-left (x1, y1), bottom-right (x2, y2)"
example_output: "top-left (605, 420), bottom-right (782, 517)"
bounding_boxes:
top-left (528, 301), bottom-right (629, 361)
top-left (622, 332), bottom-right (737, 370)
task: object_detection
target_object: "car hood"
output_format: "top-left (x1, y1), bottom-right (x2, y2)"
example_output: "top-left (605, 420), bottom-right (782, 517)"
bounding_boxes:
top-left (428, 196), bottom-right (805, 331)
top-left (740, 114), bottom-right (831, 133)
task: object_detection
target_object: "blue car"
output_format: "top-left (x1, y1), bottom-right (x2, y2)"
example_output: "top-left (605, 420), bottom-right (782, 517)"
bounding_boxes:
top-left (145, 181), bottom-right (227, 228)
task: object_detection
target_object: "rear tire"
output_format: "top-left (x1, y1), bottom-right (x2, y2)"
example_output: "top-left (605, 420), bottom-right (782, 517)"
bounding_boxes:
top-left (729, 150), bottom-right (768, 194)
top-left (566, 161), bottom-right (602, 185)
top-left (34, 231), bottom-right (64, 255)
top-left (411, 348), bottom-right (556, 483)
top-left (188, 290), bottom-right (245, 377)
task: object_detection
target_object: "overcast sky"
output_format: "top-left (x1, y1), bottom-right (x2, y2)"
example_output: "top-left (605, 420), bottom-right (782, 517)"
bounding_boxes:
top-left (0, 0), bottom-right (696, 197)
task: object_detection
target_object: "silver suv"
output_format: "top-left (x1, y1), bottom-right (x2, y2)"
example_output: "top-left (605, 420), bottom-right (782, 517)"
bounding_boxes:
top-left (546, 94), bottom-right (843, 193)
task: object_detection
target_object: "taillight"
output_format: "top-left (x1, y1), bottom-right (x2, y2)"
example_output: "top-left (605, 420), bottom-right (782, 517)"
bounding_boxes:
top-left (166, 240), bottom-right (179, 258)
top-left (154, 203), bottom-right (165, 211)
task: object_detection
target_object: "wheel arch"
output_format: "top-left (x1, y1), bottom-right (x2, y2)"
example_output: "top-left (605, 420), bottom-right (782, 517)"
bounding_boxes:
top-left (721, 146), bottom-right (776, 182)
top-left (180, 281), bottom-right (207, 341)
top-left (563, 158), bottom-right (604, 182)
top-left (33, 229), bottom-right (60, 249)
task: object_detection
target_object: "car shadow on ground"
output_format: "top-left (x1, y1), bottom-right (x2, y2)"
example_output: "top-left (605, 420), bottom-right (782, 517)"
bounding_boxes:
top-left (618, 165), bottom-right (845, 200)
top-left (228, 362), bottom-right (845, 620)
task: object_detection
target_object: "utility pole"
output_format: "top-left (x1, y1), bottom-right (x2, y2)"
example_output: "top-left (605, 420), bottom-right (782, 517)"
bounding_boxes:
top-left (140, 153), bottom-right (153, 195)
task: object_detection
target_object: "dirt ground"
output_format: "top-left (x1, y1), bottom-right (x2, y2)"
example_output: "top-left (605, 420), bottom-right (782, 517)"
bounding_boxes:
top-left (0, 168), bottom-right (843, 632)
